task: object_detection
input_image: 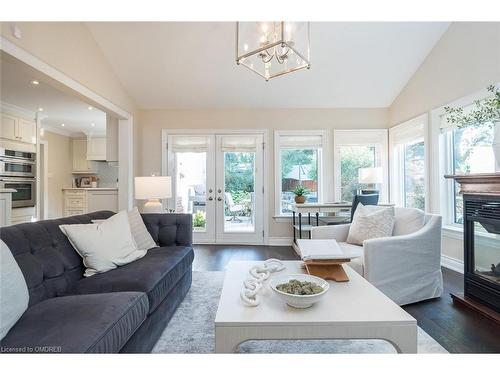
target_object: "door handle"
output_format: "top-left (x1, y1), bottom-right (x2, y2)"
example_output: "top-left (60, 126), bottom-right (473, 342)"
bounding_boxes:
top-left (208, 188), bottom-right (213, 193)
top-left (208, 196), bottom-right (213, 201)
top-left (217, 197), bottom-right (222, 201)
top-left (217, 189), bottom-right (222, 193)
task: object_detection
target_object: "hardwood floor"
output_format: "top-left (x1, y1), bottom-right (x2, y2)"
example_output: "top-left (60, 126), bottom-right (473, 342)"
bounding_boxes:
top-left (192, 244), bottom-right (500, 353)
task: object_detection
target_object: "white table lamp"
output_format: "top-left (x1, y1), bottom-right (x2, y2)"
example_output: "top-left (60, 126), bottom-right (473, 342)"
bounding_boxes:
top-left (358, 167), bottom-right (383, 191)
top-left (135, 176), bottom-right (172, 213)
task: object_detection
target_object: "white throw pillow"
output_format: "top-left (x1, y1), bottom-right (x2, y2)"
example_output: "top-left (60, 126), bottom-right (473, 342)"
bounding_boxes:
top-left (60, 210), bottom-right (146, 277)
top-left (393, 208), bottom-right (425, 236)
top-left (92, 207), bottom-right (157, 251)
top-left (347, 204), bottom-right (395, 246)
top-left (127, 207), bottom-right (158, 251)
top-left (0, 240), bottom-right (29, 340)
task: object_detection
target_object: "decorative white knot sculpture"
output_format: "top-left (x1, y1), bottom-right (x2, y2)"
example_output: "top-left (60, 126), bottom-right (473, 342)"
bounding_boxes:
top-left (240, 259), bottom-right (285, 306)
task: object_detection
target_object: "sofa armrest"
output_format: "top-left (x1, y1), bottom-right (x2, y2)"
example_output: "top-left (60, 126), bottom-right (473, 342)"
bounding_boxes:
top-left (141, 213), bottom-right (193, 247)
top-left (362, 215), bottom-right (443, 304)
top-left (310, 224), bottom-right (350, 242)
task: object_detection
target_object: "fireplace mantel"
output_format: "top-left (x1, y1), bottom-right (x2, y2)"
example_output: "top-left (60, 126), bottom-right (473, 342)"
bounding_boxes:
top-left (445, 173), bottom-right (500, 195)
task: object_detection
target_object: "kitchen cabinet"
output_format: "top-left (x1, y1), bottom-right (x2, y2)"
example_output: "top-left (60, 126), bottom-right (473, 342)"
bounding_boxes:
top-left (0, 189), bottom-right (15, 227)
top-left (17, 119), bottom-right (37, 143)
top-left (1, 113), bottom-right (17, 140)
top-left (62, 188), bottom-right (118, 217)
top-left (11, 207), bottom-right (35, 225)
top-left (1, 113), bottom-right (36, 144)
top-left (87, 136), bottom-right (107, 161)
top-left (72, 139), bottom-right (97, 173)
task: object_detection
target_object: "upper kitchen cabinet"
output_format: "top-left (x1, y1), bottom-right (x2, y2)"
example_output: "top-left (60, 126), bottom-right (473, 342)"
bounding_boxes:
top-left (73, 139), bottom-right (97, 173)
top-left (86, 136), bottom-right (106, 161)
top-left (1, 113), bottom-right (36, 144)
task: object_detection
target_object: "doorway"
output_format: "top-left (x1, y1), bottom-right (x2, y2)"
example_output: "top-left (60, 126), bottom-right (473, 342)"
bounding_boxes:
top-left (166, 132), bottom-right (265, 244)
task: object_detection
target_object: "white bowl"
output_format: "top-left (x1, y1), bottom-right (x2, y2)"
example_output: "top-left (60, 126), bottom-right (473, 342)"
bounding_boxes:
top-left (269, 274), bottom-right (329, 309)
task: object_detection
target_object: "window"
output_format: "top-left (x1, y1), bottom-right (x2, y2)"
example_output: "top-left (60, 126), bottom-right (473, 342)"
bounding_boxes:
top-left (334, 130), bottom-right (388, 203)
top-left (389, 115), bottom-right (427, 210)
top-left (448, 121), bottom-right (496, 224)
top-left (440, 95), bottom-right (498, 226)
top-left (403, 141), bottom-right (425, 209)
top-left (275, 131), bottom-right (326, 215)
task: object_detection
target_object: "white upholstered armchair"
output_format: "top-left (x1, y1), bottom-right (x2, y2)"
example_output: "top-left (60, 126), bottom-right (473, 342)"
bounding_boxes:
top-left (310, 207), bottom-right (444, 305)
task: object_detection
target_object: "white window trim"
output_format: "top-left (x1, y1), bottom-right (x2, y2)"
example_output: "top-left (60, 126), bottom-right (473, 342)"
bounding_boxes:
top-left (430, 84), bottom-right (500, 227)
top-left (274, 130), bottom-right (331, 216)
top-left (333, 129), bottom-right (389, 203)
top-left (389, 114), bottom-right (428, 211)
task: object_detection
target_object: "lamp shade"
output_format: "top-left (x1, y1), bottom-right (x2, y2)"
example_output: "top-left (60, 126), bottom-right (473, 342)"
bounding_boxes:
top-left (134, 176), bottom-right (172, 200)
top-left (358, 167), bottom-right (383, 184)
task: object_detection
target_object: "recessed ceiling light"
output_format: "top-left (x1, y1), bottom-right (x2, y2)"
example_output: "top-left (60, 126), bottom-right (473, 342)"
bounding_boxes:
top-left (88, 106), bottom-right (93, 110)
top-left (38, 107), bottom-right (44, 112)
top-left (91, 123), bottom-right (95, 127)
top-left (61, 123), bottom-right (65, 127)
top-left (31, 80), bottom-right (39, 85)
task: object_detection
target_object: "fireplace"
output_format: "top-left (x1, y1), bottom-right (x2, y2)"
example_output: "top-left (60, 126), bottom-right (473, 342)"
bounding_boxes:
top-left (463, 194), bottom-right (500, 312)
top-left (445, 173), bottom-right (500, 322)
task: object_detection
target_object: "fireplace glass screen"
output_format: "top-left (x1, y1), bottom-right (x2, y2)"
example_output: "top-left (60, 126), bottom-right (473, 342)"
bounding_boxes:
top-left (473, 221), bottom-right (500, 284)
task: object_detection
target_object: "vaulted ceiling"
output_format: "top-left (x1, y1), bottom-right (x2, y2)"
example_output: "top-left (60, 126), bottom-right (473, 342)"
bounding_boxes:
top-left (86, 22), bottom-right (450, 109)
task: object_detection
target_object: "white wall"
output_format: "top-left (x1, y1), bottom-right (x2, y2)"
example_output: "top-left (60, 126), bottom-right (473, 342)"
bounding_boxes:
top-left (138, 108), bottom-right (389, 239)
top-left (389, 22), bottom-right (500, 269)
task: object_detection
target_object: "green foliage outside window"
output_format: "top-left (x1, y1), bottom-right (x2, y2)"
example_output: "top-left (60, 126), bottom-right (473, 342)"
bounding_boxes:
top-left (340, 146), bottom-right (376, 202)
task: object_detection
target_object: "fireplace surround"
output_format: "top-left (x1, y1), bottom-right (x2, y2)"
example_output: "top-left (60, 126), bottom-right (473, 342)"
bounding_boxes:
top-left (445, 173), bottom-right (500, 322)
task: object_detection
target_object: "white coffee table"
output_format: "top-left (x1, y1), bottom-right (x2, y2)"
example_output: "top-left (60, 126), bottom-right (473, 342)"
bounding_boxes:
top-left (214, 261), bottom-right (417, 353)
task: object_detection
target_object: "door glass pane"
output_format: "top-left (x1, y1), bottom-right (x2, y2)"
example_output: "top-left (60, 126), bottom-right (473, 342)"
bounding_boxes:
top-left (174, 152), bottom-right (207, 232)
top-left (339, 145), bottom-right (376, 202)
top-left (224, 151), bottom-right (255, 233)
top-left (403, 141), bottom-right (425, 209)
top-left (280, 149), bottom-right (318, 214)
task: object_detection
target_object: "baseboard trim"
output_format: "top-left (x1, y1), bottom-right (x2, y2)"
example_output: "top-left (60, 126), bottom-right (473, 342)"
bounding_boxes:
top-left (441, 255), bottom-right (464, 274)
top-left (268, 237), bottom-right (293, 246)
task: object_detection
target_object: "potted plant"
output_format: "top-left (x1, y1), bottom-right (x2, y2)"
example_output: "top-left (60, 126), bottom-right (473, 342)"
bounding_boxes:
top-left (444, 84), bottom-right (500, 170)
top-left (292, 185), bottom-right (309, 204)
top-left (192, 210), bottom-right (206, 230)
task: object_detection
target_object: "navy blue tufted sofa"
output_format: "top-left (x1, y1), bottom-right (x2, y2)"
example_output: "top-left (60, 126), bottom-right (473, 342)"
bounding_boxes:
top-left (0, 211), bottom-right (194, 353)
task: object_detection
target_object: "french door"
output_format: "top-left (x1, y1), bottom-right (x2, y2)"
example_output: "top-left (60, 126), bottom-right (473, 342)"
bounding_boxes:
top-left (166, 133), bottom-right (264, 244)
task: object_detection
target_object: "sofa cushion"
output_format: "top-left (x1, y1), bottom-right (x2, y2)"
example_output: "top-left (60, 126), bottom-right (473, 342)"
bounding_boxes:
top-left (71, 246), bottom-right (194, 314)
top-left (0, 292), bottom-right (148, 353)
top-left (338, 242), bottom-right (364, 276)
top-left (393, 207), bottom-right (425, 236)
top-left (0, 211), bottom-right (115, 307)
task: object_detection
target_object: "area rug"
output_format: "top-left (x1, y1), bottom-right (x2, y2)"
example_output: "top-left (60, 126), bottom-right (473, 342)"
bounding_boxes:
top-left (152, 271), bottom-right (448, 354)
